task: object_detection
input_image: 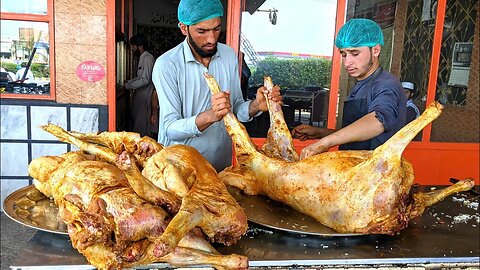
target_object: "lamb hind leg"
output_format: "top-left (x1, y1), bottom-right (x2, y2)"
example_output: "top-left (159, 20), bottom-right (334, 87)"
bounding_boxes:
top-left (43, 124), bottom-right (162, 167)
top-left (373, 101), bottom-right (443, 160)
top-left (42, 124), bottom-right (119, 163)
top-left (260, 76), bottom-right (299, 162)
top-left (409, 178), bottom-right (475, 218)
top-left (115, 152), bottom-right (181, 214)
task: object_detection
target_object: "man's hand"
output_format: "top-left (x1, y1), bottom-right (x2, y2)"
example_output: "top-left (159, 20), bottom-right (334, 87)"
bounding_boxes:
top-left (150, 112), bottom-right (158, 126)
top-left (195, 91), bottom-right (232, 132)
top-left (292, 125), bottom-right (335, 141)
top-left (300, 139), bottom-right (331, 159)
top-left (250, 85), bottom-right (282, 115)
top-left (292, 124), bottom-right (318, 141)
top-left (210, 91), bottom-right (231, 121)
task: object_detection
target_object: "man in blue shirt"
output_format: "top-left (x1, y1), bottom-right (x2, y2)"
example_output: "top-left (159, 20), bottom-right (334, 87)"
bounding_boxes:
top-left (152, 0), bottom-right (281, 172)
top-left (292, 19), bottom-right (406, 159)
top-left (402, 81), bottom-right (420, 124)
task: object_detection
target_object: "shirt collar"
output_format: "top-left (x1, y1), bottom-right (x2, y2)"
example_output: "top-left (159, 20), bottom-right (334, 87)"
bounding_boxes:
top-left (182, 38), bottom-right (221, 64)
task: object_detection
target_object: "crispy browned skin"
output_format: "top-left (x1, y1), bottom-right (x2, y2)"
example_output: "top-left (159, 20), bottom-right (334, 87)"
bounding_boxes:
top-left (41, 124), bottom-right (180, 214)
top-left (28, 152), bottom-right (248, 270)
top-left (204, 74), bottom-right (474, 235)
top-left (33, 124), bottom-right (249, 269)
top-left (43, 126), bottom-right (163, 169)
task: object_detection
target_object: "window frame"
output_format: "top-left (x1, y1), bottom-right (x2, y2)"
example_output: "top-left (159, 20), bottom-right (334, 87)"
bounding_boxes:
top-left (0, 0), bottom-right (55, 100)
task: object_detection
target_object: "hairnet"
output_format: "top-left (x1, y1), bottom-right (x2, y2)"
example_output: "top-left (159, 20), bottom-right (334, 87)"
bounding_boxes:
top-left (178, 0), bottom-right (224, 26)
top-left (335, 18), bottom-right (384, 49)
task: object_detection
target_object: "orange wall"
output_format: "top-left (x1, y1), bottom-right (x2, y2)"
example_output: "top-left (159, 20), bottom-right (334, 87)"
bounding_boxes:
top-left (249, 138), bottom-right (479, 186)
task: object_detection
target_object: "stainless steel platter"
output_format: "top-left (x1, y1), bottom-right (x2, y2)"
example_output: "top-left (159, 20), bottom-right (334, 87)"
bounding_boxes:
top-left (227, 186), bottom-right (360, 236)
top-left (2, 185), bottom-right (68, 235)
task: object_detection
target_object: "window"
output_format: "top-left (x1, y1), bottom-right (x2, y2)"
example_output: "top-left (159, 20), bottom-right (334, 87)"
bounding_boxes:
top-left (1, 0), bottom-right (54, 99)
top-left (241, 0), bottom-right (337, 136)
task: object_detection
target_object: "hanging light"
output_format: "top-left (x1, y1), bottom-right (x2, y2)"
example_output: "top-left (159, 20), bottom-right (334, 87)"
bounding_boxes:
top-left (256, 8), bottom-right (278, 25)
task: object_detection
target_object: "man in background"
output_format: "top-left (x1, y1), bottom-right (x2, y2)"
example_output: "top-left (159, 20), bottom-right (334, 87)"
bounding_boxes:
top-left (16, 62), bottom-right (34, 82)
top-left (124, 33), bottom-right (156, 137)
top-left (402, 81), bottom-right (420, 124)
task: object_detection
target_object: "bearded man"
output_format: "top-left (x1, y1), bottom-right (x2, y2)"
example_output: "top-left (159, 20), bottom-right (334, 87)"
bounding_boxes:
top-left (152, 0), bottom-right (282, 172)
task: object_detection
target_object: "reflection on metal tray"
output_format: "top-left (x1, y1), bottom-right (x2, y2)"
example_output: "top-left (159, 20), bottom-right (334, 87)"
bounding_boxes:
top-left (227, 186), bottom-right (360, 237)
top-left (2, 185), bottom-right (68, 235)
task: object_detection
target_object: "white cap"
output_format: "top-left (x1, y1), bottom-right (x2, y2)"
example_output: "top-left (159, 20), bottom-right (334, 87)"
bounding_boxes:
top-left (401, 82), bottom-right (414, 91)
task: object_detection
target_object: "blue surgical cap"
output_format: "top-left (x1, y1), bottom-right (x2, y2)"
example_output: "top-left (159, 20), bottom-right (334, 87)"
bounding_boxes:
top-left (335, 18), bottom-right (384, 49)
top-left (178, 0), bottom-right (224, 26)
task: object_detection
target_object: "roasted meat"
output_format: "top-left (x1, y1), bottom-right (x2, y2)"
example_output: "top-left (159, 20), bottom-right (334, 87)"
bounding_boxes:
top-left (28, 126), bottom-right (249, 269)
top-left (259, 76), bottom-right (299, 162)
top-left (204, 73), bottom-right (475, 235)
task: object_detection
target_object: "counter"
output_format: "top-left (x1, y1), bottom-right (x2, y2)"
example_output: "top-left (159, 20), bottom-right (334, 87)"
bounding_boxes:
top-left (8, 186), bottom-right (480, 269)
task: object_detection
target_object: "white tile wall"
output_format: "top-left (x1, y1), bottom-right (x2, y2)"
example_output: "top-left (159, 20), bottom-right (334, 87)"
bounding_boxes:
top-left (1, 179), bottom-right (30, 209)
top-left (0, 103), bottom-right (104, 214)
top-left (1, 143), bottom-right (29, 176)
top-left (32, 143), bottom-right (69, 159)
top-left (71, 107), bottom-right (99, 133)
top-left (1, 105), bottom-right (28, 140)
top-left (30, 106), bottom-right (68, 140)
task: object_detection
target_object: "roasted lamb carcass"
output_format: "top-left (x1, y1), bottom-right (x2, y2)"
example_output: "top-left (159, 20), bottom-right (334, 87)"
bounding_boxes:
top-left (40, 124), bottom-right (248, 257)
top-left (204, 73), bottom-right (475, 235)
top-left (28, 150), bottom-right (248, 270)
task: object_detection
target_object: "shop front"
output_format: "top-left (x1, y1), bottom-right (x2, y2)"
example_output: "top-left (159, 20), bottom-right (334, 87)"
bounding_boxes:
top-left (0, 0), bottom-right (479, 268)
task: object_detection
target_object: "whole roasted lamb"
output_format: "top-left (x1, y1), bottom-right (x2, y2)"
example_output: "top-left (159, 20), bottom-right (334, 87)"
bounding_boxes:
top-left (204, 73), bottom-right (475, 235)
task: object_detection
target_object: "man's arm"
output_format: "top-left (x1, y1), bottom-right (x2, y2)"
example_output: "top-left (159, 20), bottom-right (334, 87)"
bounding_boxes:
top-left (195, 91), bottom-right (232, 132)
top-left (152, 58), bottom-right (202, 142)
top-left (300, 112), bottom-right (384, 159)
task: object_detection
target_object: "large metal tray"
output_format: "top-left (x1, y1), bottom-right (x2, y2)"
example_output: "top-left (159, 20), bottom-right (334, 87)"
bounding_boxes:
top-left (227, 186), bottom-right (360, 236)
top-left (2, 185), bottom-right (68, 235)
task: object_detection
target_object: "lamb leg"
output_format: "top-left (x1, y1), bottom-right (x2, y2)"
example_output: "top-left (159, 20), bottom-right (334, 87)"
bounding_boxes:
top-left (150, 146), bottom-right (248, 257)
top-left (43, 124), bottom-right (162, 167)
top-left (260, 76), bottom-right (299, 161)
top-left (408, 178), bottom-right (475, 218)
top-left (371, 101), bottom-right (443, 161)
top-left (204, 73), bottom-right (259, 161)
top-left (42, 124), bottom-right (118, 163)
top-left (41, 124), bottom-right (180, 213)
top-left (115, 152), bottom-right (181, 214)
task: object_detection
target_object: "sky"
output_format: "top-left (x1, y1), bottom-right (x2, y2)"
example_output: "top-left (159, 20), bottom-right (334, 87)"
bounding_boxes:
top-left (241, 0), bottom-right (337, 57)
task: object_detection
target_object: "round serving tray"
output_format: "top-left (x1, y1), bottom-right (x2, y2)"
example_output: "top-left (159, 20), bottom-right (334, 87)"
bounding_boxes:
top-left (2, 185), bottom-right (68, 235)
top-left (227, 186), bottom-right (360, 237)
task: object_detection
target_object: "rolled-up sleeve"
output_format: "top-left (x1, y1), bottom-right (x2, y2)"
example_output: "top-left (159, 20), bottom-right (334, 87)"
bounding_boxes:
top-left (368, 84), bottom-right (402, 133)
